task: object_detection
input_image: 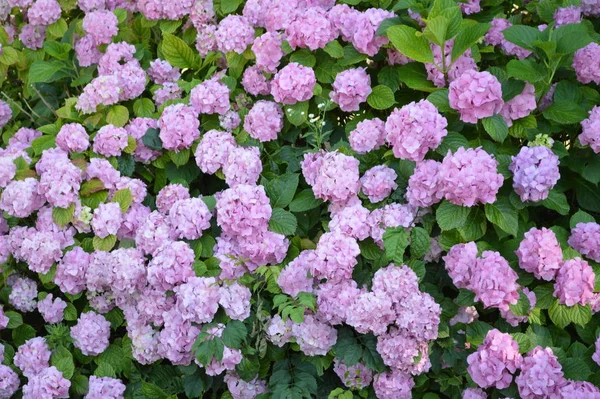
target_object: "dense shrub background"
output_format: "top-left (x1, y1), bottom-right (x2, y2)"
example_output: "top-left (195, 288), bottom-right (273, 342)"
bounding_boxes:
top-left (1, 0), bottom-right (600, 398)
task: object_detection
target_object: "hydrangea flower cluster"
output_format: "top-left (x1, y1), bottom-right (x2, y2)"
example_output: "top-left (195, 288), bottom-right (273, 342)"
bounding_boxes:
top-left (580, 105), bottom-right (600, 153)
top-left (509, 145), bottom-right (560, 202)
top-left (449, 70), bottom-right (504, 123)
top-left (569, 222), bottom-right (600, 262)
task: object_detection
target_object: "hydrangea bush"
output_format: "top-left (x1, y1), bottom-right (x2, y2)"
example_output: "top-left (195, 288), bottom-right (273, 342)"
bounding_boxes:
top-left (0, 0), bottom-right (599, 398)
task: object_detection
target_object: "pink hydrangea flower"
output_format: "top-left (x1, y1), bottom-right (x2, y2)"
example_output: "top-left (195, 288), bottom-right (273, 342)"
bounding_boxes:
top-left (157, 104), bottom-right (200, 151)
top-left (266, 314), bottom-right (293, 346)
top-left (93, 124), bottom-right (128, 157)
top-left (224, 372), bottom-right (268, 399)
top-left (75, 35), bottom-right (102, 67)
top-left (460, 0), bottom-right (481, 14)
top-left (195, 24), bottom-right (218, 56)
top-left (348, 118), bottom-right (385, 154)
top-left (37, 294), bottom-right (67, 324)
top-left (351, 8), bottom-right (394, 56)
top-left (56, 123), bottom-right (90, 153)
top-left (574, 43), bottom-right (600, 84)
top-left (376, 328), bottom-right (431, 374)
top-left (216, 184), bottom-right (271, 237)
top-left (76, 75), bottom-right (120, 114)
top-left (215, 15), bottom-right (255, 54)
top-left (316, 278), bottom-right (361, 325)
top-left (509, 145), bottom-right (560, 202)
top-left (153, 82), bottom-right (182, 106)
top-left (71, 311), bottom-right (111, 355)
top-left (360, 165), bottom-right (398, 203)
top-left (86, 376), bottom-right (126, 399)
top-left (22, 366), bottom-right (70, 399)
top-left (329, 199), bottom-right (371, 240)
top-left (148, 59), bottom-right (180, 84)
top-left (516, 346), bottom-right (565, 399)
top-left (28, 0), bottom-right (61, 26)
top-left (158, 308), bottom-right (200, 365)
top-left (92, 202), bottom-right (123, 238)
top-left (462, 388), bottom-right (487, 399)
top-left (135, 211), bottom-right (175, 255)
top-left (346, 290), bottom-right (395, 335)
top-left (554, 257), bottom-right (595, 306)
top-left (241, 65), bottom-right (271, 96)
top-left (471, 251), bottom-right (519, 309)
top-left (14, 337), bottom-right (51, 377)
top-left (168, 197), bottom-right (211, 240)
top-left (244, 100), bottom-right (283, 142)
top-left (83, 10), bottom-right (118, 44)
top-left (385, 100), bottom-right (448, 162)
top-left (286, 7), bottom-right (335, 51)
top-left (219, 283), bottom-right (251, 321)
top-left (156, 184), bottom-right (190, 214)
top-left (0, 100), bottom-right (12, 130)
top-left (312, 231), bottom-right (360, 282)
top-left (0, 178), bottom-right (44, 218)
top-left (449, 70), bottom-right (504, 123)
top-left (252, 32), bottom-right (284, 73)
top-left (467, 329), bottom-right (522, 389)
top-left (439, 147), bottom-right (504, 207)
top-left (223, 145), bottom-right (262, 187)
top-left (148, 241), bottom-right (195, 291)
top-left (569, 222), bottom-right (600, 262)
top-left (580, 105), bottom-right (600, 153)
top-left (333, 359), bottom-right (373, 389)
top-left (406, 160), bottom-right (443, 208)
top-left (174, 277), bottom-right (220, 323)
top-left (330, 67), bottom-right (372, 112)
top-left (194, 129), bottom-right (237, 174)
top-left (516, 227), bottom-right (563, 280)
top-left (0, 365), bottom-right (19, 398)
top-left (554, 6), bottom-right (582, 26)
top-left (328, 4), bottom-right (360, 42)
top-left (500, 83), bottom-right (537, 126)
top-left (373, 370), bottom-right (414, 399)
top-left (301, 150), bottom-right (360, 204)
top-left (190, 78), bottom-right (230, 115)
top-left (54, 247), bottom-right (90, 294)
top-left (278, 254), bottom-right (314, 298)
top-left (292, 314), bottom-right (337, 356)
top-left (19, 24), bottom-right (46, 50)
top-left (443, 242), bottom-right (478, 289)
top-left (271, 62), bottom-right (316, 104)
top-left (426, 40), bottom-right (477, 88)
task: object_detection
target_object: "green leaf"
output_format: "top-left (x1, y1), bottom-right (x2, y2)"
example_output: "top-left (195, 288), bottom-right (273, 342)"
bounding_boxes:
top-left (288, 189), bottom-right (323, 212)
top-left (383, 227), bottom-right (409, 264)
top-left (367, 85), bottom-right (395, 110)
top-left (509, 290), bottom-right (532, 317)
top-left (323, 40), bottom-right (344, 59)
top-left (159, 19), bottom-right (182, 34)
top-left (339, 46), bottom-right (367, 66)
top-left (410, 227), bottom-right (430, 258)
top-left (387, 25), bottom-right (434, 63)
top-left (183, 373), bottom-right (205, 398)
top-left (106, 105), bottom-right (129, 127)
top-left (64, 303), bottom-right (77, 321)
top-left (436, 200), bottom-right (470, 231)
top-left (265, 173), bottom-right (300, 209)
top-left (94, 362), bottom-right (116, 378)
top-left (93, 235), bottom-right (117, 252)
top-left (28, 60), bottom-right (69, 84)
top-left (5, 311), bottom-right (23, 329)
top-left (482, 114), bottom-right (508, 143)
top-left (290, 50), bottom-right (316, 68)
top-left (502, 78), bottom-right (526, 102)
top-left (0, 46), bottom-right (18, 65)
top-left (111, 188), bottom-right (133, 213)
top-left (427, 89), bottom-right (449, 112)
top-left (562, 357), bottom-right (592, 381)
top-left (52, 204), bottom-right (75, 227)
top-left (466, 321), bottom-right (494, 347)
top-left (71, 375), bottom-right (89, 396)
top-left (541, 190), bottom-right (570, 215)
top-left (169, 148), bottom-right (190, 167)
top-left (142, 127), bottom-right (163, 151)
top-left (570, 210), bottom-right (596, 228)
top-left (31, 135), bottom-right (57, 156)
top-left (543, 101), bottom-right (588, 124)
top-left (333, 328), bottom-right (362, 366)
top-left (161, 33), bottom-right (200, 69)
top-left (51, 346), bottom-right (75, 379)
top-left (133, 98), bottom-right (155, 118)
top-left (484, 198), bottom-right (518, 236)
top-left (451, 22), bottom-right (491, 62)
top-left (269, 208), bottom-right (298, 235)
top-left (423, 16), bottom-right (450, 46)
top-left (284, 101), bottom-right (309, 127)
top-left (456, 289), bottom-right (475, 306)
top-left (511, 332), bottom-right (534, 354)
top-left (576, 178), bottom-right (600, 213)
top-left (548, 302), bottom-right (592, 329)
top-left (554, 23), bottom-right (592, 54)
top-left (502, 25), bottom-right (540, 50)
top-left (397, 63), bottom-right (438, 92)
top-left (47, 18), bottom-right (68, 37)
top-left (141, 382), bottom-right (169, 399)
top-left (222, 320), bottom-right (248, 349)
top-left (506, 58), bottom-right (546, 83)
top-left (533, 284), bottom-right (555, 309)
top-left (220, 0), bottom-right (243, 14)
